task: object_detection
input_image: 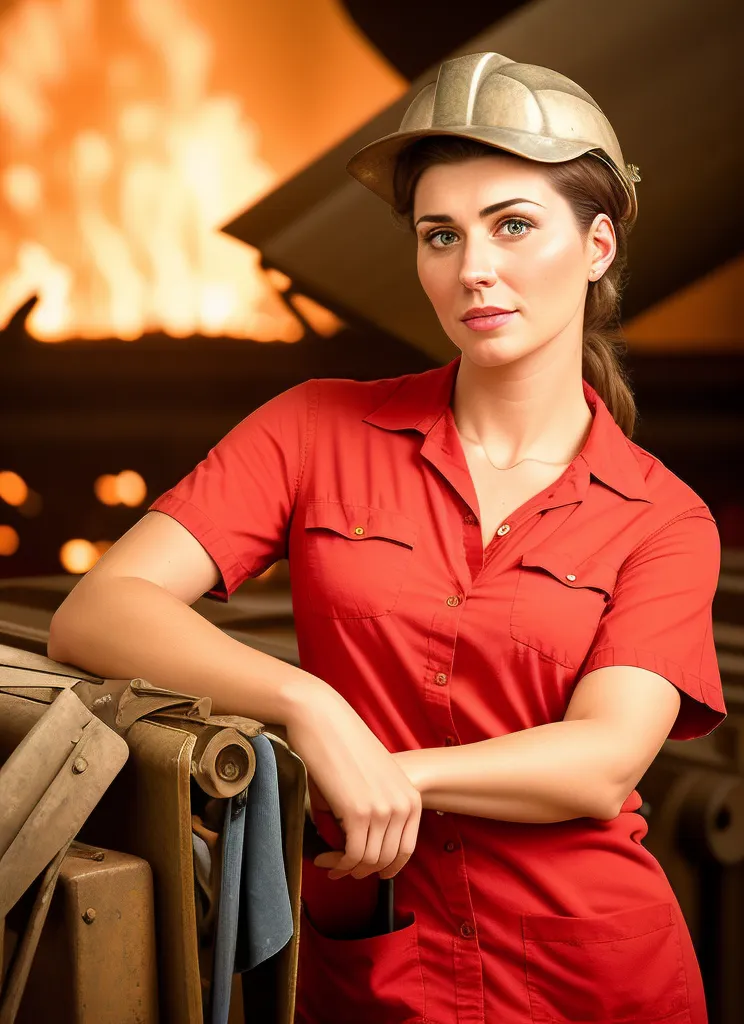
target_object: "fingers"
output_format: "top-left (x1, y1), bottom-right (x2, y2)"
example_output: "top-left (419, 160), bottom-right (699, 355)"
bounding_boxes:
top-left (327, 792), bottom-right (422, 880)
top-left (378, 806), bottom-right (421, 879)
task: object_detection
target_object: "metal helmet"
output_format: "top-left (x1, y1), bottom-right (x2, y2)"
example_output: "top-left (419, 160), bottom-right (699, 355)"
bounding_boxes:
top-left (346, 51), bottom-right (640, 225)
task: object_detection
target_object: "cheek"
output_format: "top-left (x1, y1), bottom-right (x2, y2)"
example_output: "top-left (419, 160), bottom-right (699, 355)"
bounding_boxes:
top-left (417, 251), bottom-right (453, 309)
top-left (527, 235), bottom-right (586, 299)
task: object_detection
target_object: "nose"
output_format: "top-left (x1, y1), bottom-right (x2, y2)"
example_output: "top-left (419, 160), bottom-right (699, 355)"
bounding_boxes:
top-left (458, 239), bottom-right (499, 291)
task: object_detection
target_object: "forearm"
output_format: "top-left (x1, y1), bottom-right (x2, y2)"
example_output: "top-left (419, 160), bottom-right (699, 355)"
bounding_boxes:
top-left (47, 575), bottom-right (327, 724)
top-left (397, 720), bottom-right (622, 823)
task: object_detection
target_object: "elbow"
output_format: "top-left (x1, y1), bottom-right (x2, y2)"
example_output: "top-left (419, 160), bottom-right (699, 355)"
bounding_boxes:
top-left (587, 783), bottom-right (625, 822)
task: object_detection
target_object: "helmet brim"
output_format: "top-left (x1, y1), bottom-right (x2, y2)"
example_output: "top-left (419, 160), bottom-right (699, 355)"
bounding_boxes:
top-left (346, 126), bottom-right (637, 225)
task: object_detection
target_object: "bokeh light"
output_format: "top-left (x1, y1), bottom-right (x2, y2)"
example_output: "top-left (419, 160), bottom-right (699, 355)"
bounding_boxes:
top-left (60, 539), bottom-right (99, 573)
top-left (0, 470), bottom-right (29, 506)
top-left (0, 525), bottom-right (20, 556)
top-left (117, 470), bottom-right (147, 507)
top-left (95, 470), bottom-right (147, 506)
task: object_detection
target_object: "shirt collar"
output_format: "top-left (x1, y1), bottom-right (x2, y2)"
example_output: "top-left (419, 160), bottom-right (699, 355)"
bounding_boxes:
top-left (363, 355), bottom-right (650, 502)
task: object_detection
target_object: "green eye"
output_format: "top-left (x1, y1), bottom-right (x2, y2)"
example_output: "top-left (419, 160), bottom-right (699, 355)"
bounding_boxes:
top-left (503, 218), bottom-right (530, 236)
top-left (428, 229), bottom-right (458, 247)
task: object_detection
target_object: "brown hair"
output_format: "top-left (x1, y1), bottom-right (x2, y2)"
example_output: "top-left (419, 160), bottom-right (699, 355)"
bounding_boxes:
top-left (392, 137), bottom-right (637, 436)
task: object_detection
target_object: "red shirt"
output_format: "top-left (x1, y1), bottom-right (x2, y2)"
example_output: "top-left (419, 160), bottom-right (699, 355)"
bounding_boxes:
top-left (150, 355), bottom-right (725, 1023)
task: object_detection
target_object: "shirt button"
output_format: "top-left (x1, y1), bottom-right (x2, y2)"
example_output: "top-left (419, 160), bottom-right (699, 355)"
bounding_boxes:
top-left (436, 810), bottom-right (445, 816)
top-left (566, 573), bottom-right (576, 581)
top-left (444, 735), bottom-right (456, 746)
top-left (460, 921), bottom-right (476, 939)
top-left (353, 526), bottom-right (365, 535)
top-left (444, 840), bottom-right (457, 853)
top-left (446, 595), bottom-right (461, 607)
top-left (496, 523), bottom-right (511, 537)
top-left (434, 672), bottom-right (448, 686)
top-left (463, 514), bottom-right (477, 525)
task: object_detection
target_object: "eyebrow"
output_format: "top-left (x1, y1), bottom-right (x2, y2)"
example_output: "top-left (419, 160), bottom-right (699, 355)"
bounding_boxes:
top-left (414, 198), bottom-right (545, 228)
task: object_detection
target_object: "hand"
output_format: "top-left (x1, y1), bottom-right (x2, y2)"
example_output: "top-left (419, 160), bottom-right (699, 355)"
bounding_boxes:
top-left (285, 684), bottom-right (422, 881)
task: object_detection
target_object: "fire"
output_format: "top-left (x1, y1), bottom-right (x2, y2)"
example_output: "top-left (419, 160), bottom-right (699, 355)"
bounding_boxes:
top-left (0, 0), bottom-right (333, 343)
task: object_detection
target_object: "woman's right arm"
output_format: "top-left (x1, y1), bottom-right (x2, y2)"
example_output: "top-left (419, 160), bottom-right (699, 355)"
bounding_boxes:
top-left (47, 509), bottom-right (422, 880)
top-left (47, 509), bottom-right (323, 725)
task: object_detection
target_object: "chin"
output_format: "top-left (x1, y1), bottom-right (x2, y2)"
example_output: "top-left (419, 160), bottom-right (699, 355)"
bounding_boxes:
top-left (455, 330), bottom-right (533, 367)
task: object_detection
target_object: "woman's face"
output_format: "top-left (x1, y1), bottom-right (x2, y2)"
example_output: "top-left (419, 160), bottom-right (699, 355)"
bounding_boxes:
top-left (413, 153), bottom-right (615, 370)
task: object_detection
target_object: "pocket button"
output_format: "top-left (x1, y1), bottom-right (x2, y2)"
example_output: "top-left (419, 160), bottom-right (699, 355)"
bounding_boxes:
top-left (460, 921), bottom-right (476, 938)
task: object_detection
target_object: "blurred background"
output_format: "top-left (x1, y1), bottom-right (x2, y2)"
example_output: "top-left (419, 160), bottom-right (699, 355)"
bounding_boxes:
top-left (0, 0), bottom-right (743, 1017)
top-left (1, 0), bottom-right (742, 579)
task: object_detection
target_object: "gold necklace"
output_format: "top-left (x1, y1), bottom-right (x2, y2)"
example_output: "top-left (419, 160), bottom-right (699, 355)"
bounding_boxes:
top-left (458, 431), bottom-right (571, 472)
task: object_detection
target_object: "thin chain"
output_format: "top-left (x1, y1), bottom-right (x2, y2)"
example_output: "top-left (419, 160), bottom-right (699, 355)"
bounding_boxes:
top-left (458, 431), bottom-right (571, 472)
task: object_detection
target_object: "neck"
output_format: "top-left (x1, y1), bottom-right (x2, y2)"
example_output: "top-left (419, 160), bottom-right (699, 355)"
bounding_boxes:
top-left (451, 347), bottom-right (593, 466)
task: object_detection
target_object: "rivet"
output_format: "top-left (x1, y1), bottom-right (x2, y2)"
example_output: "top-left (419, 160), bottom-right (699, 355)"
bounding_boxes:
top-left (82, 908), bottom-right (97, 924)
top-left (217, 760), bottom-right (240, 781)
top-left (354, 526), bottom-right (365, 535)
top-left (72, 757), bottom-right (88, 774)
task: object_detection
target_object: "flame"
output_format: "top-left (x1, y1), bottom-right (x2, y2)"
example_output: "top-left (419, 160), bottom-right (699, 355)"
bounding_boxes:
top-left (0, 0), bottom-right (325, 342)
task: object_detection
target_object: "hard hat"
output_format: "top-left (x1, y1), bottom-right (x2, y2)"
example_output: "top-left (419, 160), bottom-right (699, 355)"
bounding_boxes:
top-left (346, 51), bottom-right (640, 225)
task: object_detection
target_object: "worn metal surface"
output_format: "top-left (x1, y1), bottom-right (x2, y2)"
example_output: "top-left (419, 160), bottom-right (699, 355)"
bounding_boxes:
top-left (9, 841), bottom-right (158, 1024)
top-left (0, 689), bottom-right (129, 918)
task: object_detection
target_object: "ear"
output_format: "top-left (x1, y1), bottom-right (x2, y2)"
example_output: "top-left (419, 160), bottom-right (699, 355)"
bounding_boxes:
top-left (587, 213), bottom-right (616, 282)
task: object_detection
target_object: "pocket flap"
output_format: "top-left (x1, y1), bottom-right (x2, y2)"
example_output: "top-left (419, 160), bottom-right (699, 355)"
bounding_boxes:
top-left (520, 549), bottom-right (617, 596)
top-left (305, 502), bottom-right (417, 549)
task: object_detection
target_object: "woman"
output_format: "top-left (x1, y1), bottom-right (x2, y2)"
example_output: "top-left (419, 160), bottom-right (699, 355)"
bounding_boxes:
top-left (49, 52), bottom-right (726, 1023)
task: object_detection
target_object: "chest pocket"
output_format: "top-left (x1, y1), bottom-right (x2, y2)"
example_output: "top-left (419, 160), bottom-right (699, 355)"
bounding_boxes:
top-left (302, 501), bottom-right (417, 619)
top-left (510, 549), bottom-right (617, 669)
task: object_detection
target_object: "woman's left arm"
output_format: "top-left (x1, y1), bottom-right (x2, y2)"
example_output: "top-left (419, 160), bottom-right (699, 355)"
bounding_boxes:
top-left (394, 666), bottom-right (680, 822)
top-left (395, 509), bottom-right (727, 824)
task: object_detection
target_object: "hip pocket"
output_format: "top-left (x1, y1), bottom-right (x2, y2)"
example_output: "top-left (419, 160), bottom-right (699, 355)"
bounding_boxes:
top-left (295, 901), bottom-right (426, 1024)
top-left (301, 501), bottom-right (417, 619)
top-left (522, 900), bottom-right (691, 1023)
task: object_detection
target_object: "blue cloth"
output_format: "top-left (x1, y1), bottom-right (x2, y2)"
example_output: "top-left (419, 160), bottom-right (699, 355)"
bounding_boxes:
top-left (235, 733), bottom-right (294, 971)
top-left (211, 790), bottom-right (247, 1024)
top-left (210, 734), bottom-right (294, 1024)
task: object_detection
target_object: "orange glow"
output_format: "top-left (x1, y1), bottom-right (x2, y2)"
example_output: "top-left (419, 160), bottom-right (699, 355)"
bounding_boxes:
top-left (117, 470), bottom-right (147, 507)
top-left (290, 294), bottom-right (345, 338)
top-left (94, 540), bottom-right (113, 556)
top-left (96, 470), bottom-right (147, 506)
top-left (0, 0), bottom-right (302, 342)
top-left (265, 268), bottom-right (292, 292)
top-left (95, 475), bottom-right (121, 506)
top-left (0, 471), bottom-right (28, 506)
top-left (0, 525), bottom-right (20, 555)
top-left (0, 0), bottom-right (404, 344)
top-left (60, 538), bottom-right (99, 573)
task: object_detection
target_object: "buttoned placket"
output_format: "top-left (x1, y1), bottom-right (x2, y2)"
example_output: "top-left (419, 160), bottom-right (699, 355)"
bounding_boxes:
top-left (416, 420), bottom-right (597, 1022)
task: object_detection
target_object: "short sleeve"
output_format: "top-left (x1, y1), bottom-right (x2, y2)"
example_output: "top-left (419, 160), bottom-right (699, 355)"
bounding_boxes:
top-left (579, 510), bottom-right (727, 741)
top-left (148, 379), bottom-right (318, 602)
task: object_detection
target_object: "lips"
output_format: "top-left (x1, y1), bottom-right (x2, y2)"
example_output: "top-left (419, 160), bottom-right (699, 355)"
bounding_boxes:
top-left (461, 306), bottom-right (515, 321)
